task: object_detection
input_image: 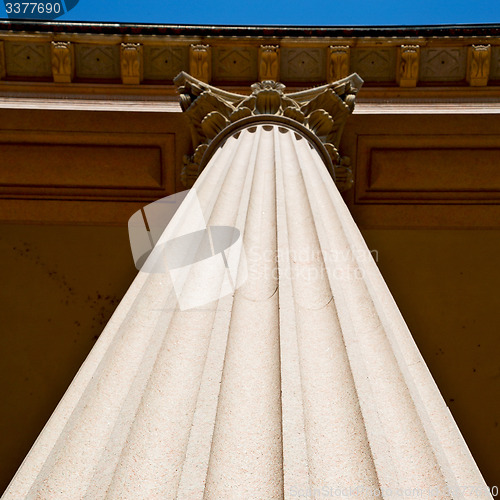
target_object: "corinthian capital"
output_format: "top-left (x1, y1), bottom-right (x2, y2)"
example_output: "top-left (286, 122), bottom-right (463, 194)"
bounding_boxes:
top-left (174, 71), bottom-right (363, 191)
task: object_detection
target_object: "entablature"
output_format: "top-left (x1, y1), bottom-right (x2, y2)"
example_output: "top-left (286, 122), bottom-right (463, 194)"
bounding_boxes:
top-left (1, 21), bottom-right (500, 96)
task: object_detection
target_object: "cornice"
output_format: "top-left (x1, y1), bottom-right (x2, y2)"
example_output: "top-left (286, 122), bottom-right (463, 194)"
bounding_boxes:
top-left (1, 20), bottom-right (500, 37)
top-left (0, 23), bottom-right (500, 94)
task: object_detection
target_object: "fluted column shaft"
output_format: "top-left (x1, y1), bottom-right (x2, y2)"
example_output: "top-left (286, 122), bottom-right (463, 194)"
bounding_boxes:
top-left (3, 124), bottom-right (490, 500)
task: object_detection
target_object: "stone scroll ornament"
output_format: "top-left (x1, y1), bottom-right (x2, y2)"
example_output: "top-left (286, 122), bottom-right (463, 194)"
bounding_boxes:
top-left (174, 71), bottom-right (362, 191)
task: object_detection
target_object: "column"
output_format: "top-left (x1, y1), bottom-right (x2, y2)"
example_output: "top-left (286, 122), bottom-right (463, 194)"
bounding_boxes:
top-left (3, 74), bottom-right (490, 500)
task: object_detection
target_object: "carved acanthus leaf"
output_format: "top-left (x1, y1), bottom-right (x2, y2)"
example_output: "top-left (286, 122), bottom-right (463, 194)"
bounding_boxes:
top-left (190, 44), bottom-right (211, 83)
top-left (174, 71), bottom-right (362, 191)
top-left (398, 45), bottom-right (420, 87)
top-left (328, 46), bottom-right (350, 83)
top-left (202, 111), bottom-right (230, 140)
top-left (306, 109), bottom-right (334, 138)
top-left (120, 43), bottom-right (142, 85)
top-left (184, 91), bottom-right (235, 147)
top-left (333, 156), bottom-right (354, 192)
top-left (283, 107), bottom-right (305, 123)
top-left (467, 45), bottom-right (491, 86)
top-left (181, 143), bottom-right (209, 188)
top-left (259, 45), bottom-right (280, 81)
top-left (229, 107), bottom-right (252, 122)
top-left (51, 41), bottom-right (74, 83)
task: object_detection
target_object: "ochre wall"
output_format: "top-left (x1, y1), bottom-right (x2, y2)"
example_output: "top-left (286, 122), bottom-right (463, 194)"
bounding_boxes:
top-left (362, 229), bottom-right (500, 488)
top-left (0, 224), bottom-right (138, 494)
top-left (0, 224), bottom-right (498, 493)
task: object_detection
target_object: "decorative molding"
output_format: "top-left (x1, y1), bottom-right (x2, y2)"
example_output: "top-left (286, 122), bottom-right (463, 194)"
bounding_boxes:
top-left (189, 44), bottom-right (211, 83)
top-left (0, 130), bottom-right (174, 201)
top-left (212, 47), bottom-right (257, 81)
top-left (4, 42), bottom-right (52, 78)
top-left (327, 45), bottom-right (350, 83)
top-left (259, 45), bottom-right (280, 81)
top-left (351, 48), bottom-right (396, 81)
top-left (355, 133), bottom-right (500, 203)
top-left (143, 45), bottom-right (188, 80)
top-left (120, 43), bottom-right (143, 85)
top-left (397, 45), bottom-right (420, 87)
top-left (0, 41), bottom-right (5, 80)
top-left (420, 48), bottom-right (467, 81)
top-left (174, 71), bottom-right (362, 191)
top-left (467, 45), bottom-right (491, 87)
top-left (75, 44), bottom-right (120, 79)
top-left (281, 48), bottom-right (324, 82)
top-left (51, 41), bottom-right (74, 83)
top-left (0, 30), bottom-right (498, 88)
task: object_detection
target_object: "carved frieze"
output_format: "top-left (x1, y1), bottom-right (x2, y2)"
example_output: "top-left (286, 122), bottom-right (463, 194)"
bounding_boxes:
top-left (189, 44), bottom-right (211, 83)
top-left (327, 46), bottom-right (350, 83)
top-left (51, 41), bottom-right (74, 83)
top-left (174, 71), bottom-right (362, 191)
top-left (143, 45), bottom-right (188, 80)
top-left (467, 45), bottom-right (491, 86)
top-left (351, 48), bottom-right (396, 81)
top-left (281, 48), bottom-right (324, 82)
top-left (4, 42), bottom-right (52, 77)
top-left (397, 45), bottom-right (420, 87)
top-left (75, 44), bottom-right (120, 79)
top-left (420, 48), bottom-right (466, 81)
top-left (0, 42), bottom-right (5, 80)
top-left (259, 45), bottom-right (280, 81)
top-left (0, 31), bottom-right (496, 89)
top-left (212, 47), bottom-right (258, 81)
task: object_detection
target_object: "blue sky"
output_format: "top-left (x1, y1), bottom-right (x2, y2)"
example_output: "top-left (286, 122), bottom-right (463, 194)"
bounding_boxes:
top-left (1, 0), bottom-right (500, 25)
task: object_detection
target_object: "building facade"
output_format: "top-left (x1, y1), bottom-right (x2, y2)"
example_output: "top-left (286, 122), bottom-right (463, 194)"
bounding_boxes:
top-left (0, 21), bottom-right (499, 495)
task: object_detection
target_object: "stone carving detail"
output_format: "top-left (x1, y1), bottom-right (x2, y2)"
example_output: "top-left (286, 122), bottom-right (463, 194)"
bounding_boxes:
top-left (281, 48), bottom-right (324, 82)
top-left (351, 48), bottom-right (396, 81)
top-left (143, 46), bottom-right (188, 80)
top-left (189, 44), bottom-right (211, 83)
top-left (120, 43), bottom-right (142, 84)
top-left (213, 47), bottom-right (258, 81)
top-left (174, 71), bottom-right (362, 191)
top-left (327, 46), bottom-right (350, 83)
top-left (259, 45), bottom-right (280, 81)
top-left (51, 41), bottom-right (74, 83)
top-left (334, 156), bottom-right (355, 192)
top-left (398, 45), bottom-right (420, 87)
top-left (4, 42), bottom-right (52, 77)
top-left (181, 146), bottom-right (207, 188)
top-left (75, 44), bottom-right (120, 79)
top-left (420, 48), bottom-right (466, 81)
top-left (467, 45), bottom-right (491, 86)
top-left (0, 42), bottom-right (5, 80)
